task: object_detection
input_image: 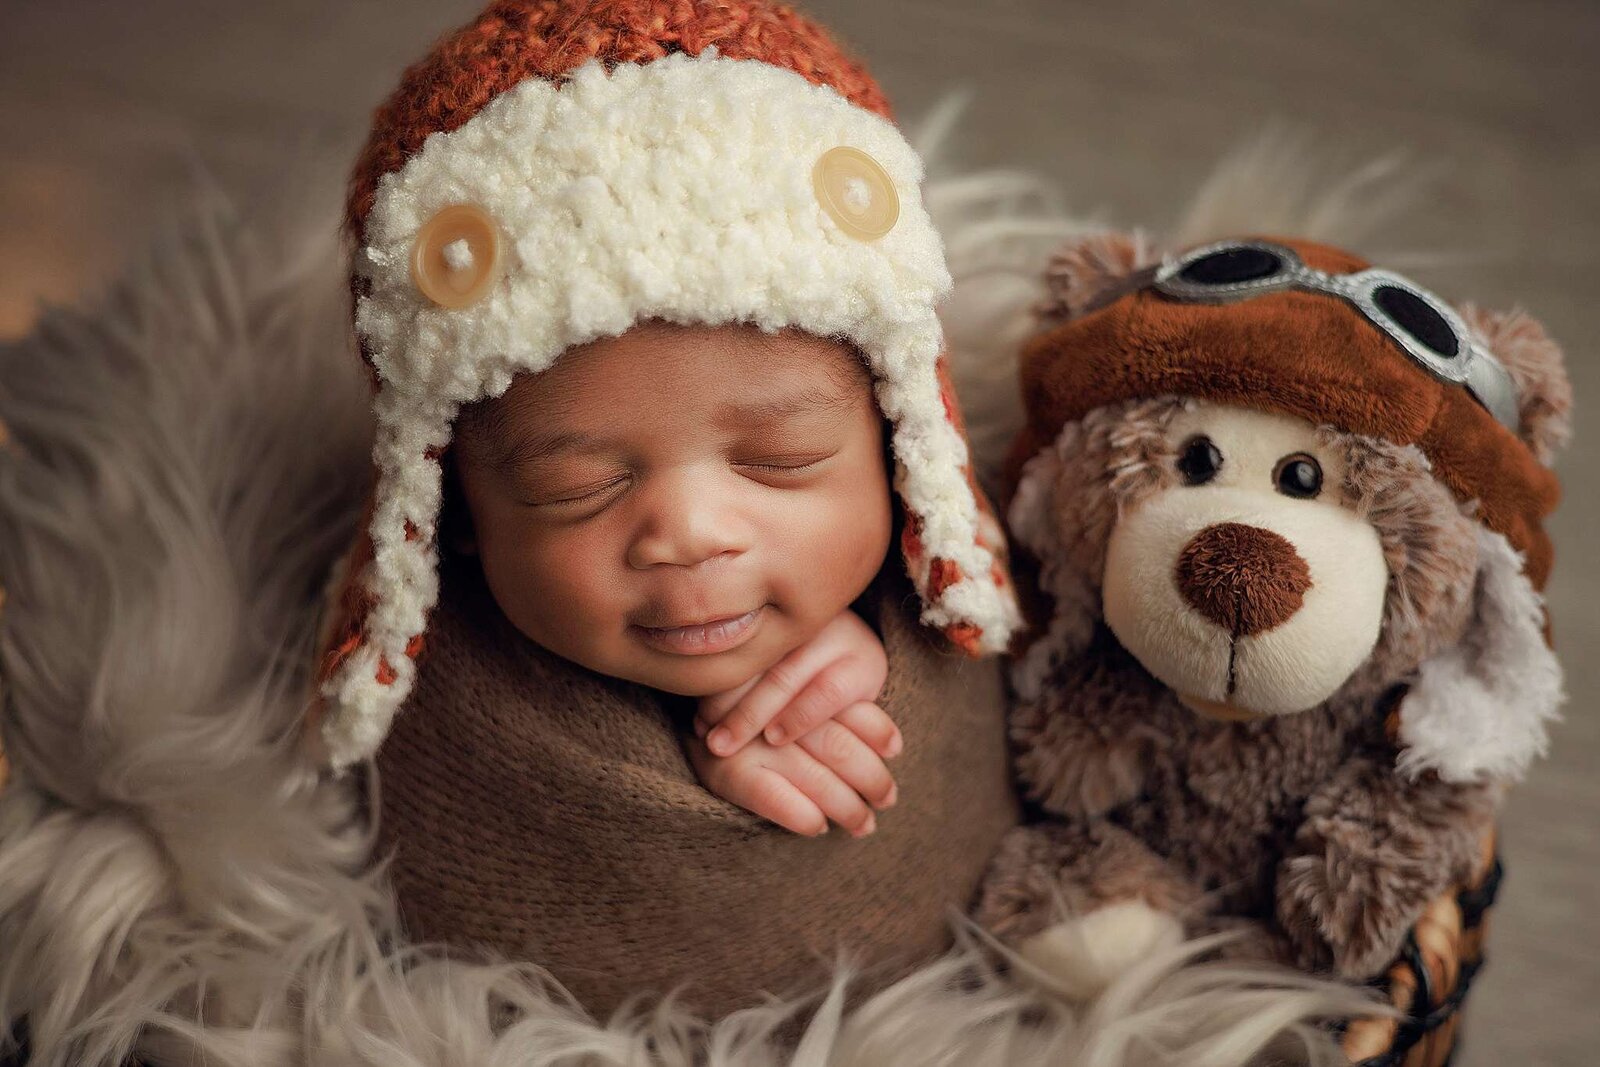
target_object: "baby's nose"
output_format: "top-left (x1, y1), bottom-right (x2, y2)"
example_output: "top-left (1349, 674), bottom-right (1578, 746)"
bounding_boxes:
top-left (626, 492), bottom-right (749, 569)
top-left (1173, 522), bottom-right (1312, 637)
top-left (629, 526), bottom-right (742, 569)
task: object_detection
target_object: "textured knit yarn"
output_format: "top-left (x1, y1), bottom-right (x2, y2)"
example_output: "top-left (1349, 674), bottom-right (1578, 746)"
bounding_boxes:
top-left (374, 550), bottom-right (1019, 1017)
top-left (313, 0), bottom-right (1020, 768)
top-left (346, 0), bottom-right (892, 247)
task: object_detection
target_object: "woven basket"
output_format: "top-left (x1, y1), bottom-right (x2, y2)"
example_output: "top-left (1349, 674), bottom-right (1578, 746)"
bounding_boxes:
top-left (1340, 831), bottom-right (1502, 1067)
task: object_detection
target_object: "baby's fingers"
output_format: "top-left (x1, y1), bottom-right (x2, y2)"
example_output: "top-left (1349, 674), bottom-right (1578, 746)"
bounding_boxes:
top-left (797, 717), bottom-right (898, 812)
top-left (834, 701), bottom-right (902, 760)
top-left (694, 675), bottom-right (761, 737)
top-left (764, 655), bottom-right (883, 747)
top-left (740, 768), bottom-right (829, 837)
top-left (785, 745), bottom-right (878, 837)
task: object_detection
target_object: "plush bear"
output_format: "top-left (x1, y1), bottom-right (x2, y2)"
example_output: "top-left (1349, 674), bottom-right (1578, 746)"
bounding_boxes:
top-left (976, 231), bottom-right (1570, 994)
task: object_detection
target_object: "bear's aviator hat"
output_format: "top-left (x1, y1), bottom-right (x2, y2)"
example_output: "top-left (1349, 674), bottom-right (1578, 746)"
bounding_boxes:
top-left (1013, 236), bottom-right (1562, 590)
top-left (312, 0), bottom-right (1019, 769)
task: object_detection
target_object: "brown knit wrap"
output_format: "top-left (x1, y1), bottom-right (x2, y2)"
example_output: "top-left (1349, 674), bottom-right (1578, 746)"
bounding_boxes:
top-left (1007, 238), bottom-right (1561, 589)
top-left (373, 551), bottom-right (1019, 1017)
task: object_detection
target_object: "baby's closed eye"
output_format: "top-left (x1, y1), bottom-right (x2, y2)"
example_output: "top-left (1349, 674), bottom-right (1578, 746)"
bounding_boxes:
top-left (731, 449), bottom-right (838, 478)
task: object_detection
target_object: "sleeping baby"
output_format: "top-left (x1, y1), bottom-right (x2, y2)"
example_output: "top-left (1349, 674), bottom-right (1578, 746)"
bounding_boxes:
top-left (446, 320), bottom-right (907, 838)
top-left (310, 0), bottom-right (1019, 1018)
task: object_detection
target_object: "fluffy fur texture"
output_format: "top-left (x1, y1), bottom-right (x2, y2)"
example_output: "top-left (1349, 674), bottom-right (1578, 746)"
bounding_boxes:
top-left (1016, 900), bottom-right (1186, 1001)
top-left (1010, 234), bottom-right (1563, 591)
top-left (982, 215), bottom-right (1569, 991)
top-left (324, 49), bottom-right (1019, 768)
top-left (938, 129), bottom-right (1437, 504)
top-left (1100, 406), bottom-right (1392, 717)
top-left (982, 608), bottom-right (1501, 979)
top-left (1163, 130), bottom-right (1425, 253)
top-left (0, 155), bottom-right (1386, 1065)
top-left (1005, 226), bottom-right (1567, 781)
top-left (1398, 526), bottom-right (1565, 781)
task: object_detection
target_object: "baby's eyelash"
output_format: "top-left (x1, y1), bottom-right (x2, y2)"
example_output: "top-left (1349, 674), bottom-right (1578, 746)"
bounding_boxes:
top-left (525, 477), bottom-right (630, 508)
top-left (734, 450), bottom-right (838, 474)
top-left (740, 459), bottom-right (825, 473)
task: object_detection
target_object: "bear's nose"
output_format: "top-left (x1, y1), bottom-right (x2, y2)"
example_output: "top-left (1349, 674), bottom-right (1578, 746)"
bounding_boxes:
top-left (1174, 523), bottom-right (1312, 637)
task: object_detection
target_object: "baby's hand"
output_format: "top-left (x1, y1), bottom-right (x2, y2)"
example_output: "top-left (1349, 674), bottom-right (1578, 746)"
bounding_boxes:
top-left (695, 609), bottom-right (896, 756)
top-left (687, 609), bottom-right (898, 836)
top-left (687, 725), bottom-right (896, 837)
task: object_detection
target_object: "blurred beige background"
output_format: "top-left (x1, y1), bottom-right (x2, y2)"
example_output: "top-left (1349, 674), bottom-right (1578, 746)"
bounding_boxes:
top-left (1, 1), bottom-right (1595, 1062)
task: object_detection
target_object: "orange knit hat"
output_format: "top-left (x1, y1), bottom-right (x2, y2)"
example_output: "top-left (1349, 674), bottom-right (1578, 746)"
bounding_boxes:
top-left (311, 0), bottom-right (1019, 768)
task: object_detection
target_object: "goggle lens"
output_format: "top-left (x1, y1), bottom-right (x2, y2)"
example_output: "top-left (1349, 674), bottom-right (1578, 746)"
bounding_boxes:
top-left (1372, 284), bottom-right (1460, 359)
top-left (1178, 246), bottom-right (1285, 285)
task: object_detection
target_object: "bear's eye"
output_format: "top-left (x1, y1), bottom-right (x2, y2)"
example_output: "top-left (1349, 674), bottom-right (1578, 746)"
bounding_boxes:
top-left (1177, 435), bottom-right (1223, 486)
top-left (1274, 453), bottom-right (1323, 499)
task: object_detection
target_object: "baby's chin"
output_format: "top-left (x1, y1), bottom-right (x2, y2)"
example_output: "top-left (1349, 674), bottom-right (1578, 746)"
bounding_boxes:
top-left (616, 642), bottom-right (783, 698)
top-left (525, 603), bottom-right (835, 698)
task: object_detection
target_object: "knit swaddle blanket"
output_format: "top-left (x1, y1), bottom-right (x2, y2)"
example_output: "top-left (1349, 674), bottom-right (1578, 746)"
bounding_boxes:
top-left (374, 550), bottom-right (1020, 1017)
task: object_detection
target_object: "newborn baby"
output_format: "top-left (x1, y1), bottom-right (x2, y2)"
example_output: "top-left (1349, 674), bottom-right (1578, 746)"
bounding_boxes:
top-left (310, 0), bottom-right (1021, 1017)
top-left (446, 319), bottom-right (904, 837)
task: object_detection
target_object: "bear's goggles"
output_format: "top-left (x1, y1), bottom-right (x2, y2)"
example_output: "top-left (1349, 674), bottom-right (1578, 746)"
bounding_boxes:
top-left (1149, 239), bottom-right (1521, 432)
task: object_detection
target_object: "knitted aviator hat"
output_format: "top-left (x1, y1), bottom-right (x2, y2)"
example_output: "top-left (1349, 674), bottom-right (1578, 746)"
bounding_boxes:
top-left (313, 0), bottom-right (1019, 769)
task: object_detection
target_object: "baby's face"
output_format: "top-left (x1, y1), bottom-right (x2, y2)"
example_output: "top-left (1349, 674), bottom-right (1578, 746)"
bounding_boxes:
top-left (450, 321), bottom-right (893, 696)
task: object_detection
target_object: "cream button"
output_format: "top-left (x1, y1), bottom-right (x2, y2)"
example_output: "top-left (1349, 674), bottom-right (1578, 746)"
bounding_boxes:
top-left (813, 146), bottom-right (900, 240)
top-left (410, 203), bottom-right (502, 309)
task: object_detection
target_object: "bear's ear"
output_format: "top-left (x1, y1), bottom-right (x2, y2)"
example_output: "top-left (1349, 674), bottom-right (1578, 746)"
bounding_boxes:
top-left (1398, 526), bottom-right (1563, 783)
top-left (1459, 304), bottom-right (1573, 465)
top-left (1038, 230), bottom-right (1161, 325)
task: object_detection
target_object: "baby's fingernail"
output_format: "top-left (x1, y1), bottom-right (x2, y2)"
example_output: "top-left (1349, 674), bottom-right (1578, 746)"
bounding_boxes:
top-left (708, 727), bottom-right (733, 755)
top-left (852, 815), bottom-right (877, 837)
top-left (765, 725), bottom-right (786, 745)
top-left (885, 732), bottom-right (902, 758)
top-left (880, 784), bottom-right (898, 809)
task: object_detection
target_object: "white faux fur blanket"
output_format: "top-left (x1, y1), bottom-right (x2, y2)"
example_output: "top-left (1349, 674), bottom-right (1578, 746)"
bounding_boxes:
top-left (0, 137), bottom-right (1386, 1066)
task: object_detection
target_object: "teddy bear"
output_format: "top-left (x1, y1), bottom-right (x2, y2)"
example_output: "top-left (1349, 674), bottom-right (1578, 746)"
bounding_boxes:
top-left (974, 230), bottom-right (1570, 999)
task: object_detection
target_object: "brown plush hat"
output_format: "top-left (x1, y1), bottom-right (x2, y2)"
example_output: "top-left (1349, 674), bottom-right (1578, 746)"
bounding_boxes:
top-left (1010, 235), bottom-right (1563, 589)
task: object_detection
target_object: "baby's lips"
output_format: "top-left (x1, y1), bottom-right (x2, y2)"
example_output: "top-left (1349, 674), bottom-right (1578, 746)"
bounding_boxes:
top-left (632, 608), bottom-right (764, 656)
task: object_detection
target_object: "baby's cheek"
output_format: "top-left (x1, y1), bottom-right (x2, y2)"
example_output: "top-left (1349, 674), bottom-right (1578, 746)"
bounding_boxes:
top-left (762, 484), bottom-right (891, 623)
top-left (487, 525), bottom-right (629, 652)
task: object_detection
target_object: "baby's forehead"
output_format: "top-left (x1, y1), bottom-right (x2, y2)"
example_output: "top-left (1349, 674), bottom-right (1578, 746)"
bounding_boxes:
top-left (458, 323), bottom-right (873, 463)
top-left (518, 324), bottom-right (862, 406)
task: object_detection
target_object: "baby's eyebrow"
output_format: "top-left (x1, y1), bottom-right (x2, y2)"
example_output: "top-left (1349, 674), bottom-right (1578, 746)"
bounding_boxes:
top-left (483, 381), bottom-right (855, 474)
top-left (713, 383), bottom-right (855, 428)
top-left (489, 428), bottom-right (604, 474)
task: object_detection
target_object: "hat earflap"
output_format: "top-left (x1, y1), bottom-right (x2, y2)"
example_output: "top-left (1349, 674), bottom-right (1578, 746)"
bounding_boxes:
top-left (1397, 525), bottom-right (1563, 783)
